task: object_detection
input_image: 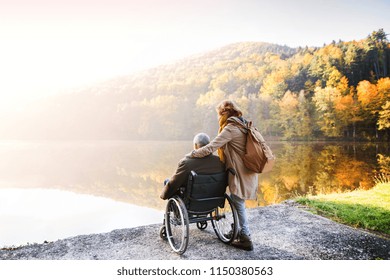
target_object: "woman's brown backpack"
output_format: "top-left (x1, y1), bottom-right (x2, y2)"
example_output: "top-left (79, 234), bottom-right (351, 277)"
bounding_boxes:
top-left (243, 121), bottom-right (275, 173)
top-left (231, 118), bottom-right (275, 173)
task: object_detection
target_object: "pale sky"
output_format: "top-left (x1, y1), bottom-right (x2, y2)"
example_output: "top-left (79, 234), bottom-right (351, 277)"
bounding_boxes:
top-left (0, 0), bottom-right (389, 110)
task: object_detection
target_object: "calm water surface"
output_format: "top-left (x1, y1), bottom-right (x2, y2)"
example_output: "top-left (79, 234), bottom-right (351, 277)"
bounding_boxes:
top-left (0, 140), bottom-right (388, 247)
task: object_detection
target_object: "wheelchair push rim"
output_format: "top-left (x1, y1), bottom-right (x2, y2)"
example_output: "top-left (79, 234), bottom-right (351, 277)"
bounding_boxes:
top-left (211, 194), bottom-right (239, 243)
top-left (165, 196), bottom-right (189, 254)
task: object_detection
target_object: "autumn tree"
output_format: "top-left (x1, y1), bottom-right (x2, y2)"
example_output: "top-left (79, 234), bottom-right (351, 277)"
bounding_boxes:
top-left (378, 101), bottom-right (390, 130)
top-left (313, 86), bottom-right (343, 137)
top-left (5, 31), bottom-right (389, 141)
top-left (260, 70), bottom-right (289, 98)
top-left (365, 28), bottom-right (389, 79)
top-left (277, 91), bottom-right (299, 139)
top-left (354, 78), bottom-right (389, 137)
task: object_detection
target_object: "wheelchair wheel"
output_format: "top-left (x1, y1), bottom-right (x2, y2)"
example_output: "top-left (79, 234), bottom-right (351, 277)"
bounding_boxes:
top-left (165, 196), bottom-right (189, 254)
top-left (159, 225), bottom-right (167, 240)
top-left (211, 194), bottom-right (238, 243)
top-left (197, 221), bottom-right (207, 230)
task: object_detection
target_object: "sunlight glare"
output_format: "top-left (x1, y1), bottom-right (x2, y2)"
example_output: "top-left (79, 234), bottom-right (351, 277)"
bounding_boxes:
top-left (0, 188), bottom-right (163, 247)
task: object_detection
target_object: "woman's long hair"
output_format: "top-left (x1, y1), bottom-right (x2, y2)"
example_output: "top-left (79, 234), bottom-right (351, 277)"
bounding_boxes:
top-left (216, 100), bottom-right (242, 162)
top-left (216, 100), bottom-right (242, 117)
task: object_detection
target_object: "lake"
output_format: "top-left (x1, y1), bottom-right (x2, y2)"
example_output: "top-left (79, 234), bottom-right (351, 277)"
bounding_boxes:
top-left (0, 140), bottom-right (388, 247)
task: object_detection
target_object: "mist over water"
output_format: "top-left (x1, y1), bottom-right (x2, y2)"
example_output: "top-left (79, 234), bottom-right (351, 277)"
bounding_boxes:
top-left (0, 188), bottom-right (163, 248)
top-left (0, 140), bottom-right (388, 247)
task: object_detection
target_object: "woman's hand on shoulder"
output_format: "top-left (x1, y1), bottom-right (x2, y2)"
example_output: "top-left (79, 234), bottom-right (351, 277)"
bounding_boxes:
top-left (185, 150), bottom-right (195, 158)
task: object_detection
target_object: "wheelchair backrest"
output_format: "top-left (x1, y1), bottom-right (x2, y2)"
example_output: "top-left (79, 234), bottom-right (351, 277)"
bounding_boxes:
top-left (185, 171), bottom-right (228, 213)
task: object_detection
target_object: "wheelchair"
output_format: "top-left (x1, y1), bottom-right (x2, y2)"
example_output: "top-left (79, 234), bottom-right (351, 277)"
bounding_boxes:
top-left (159, 171), bottom-right (239, 255)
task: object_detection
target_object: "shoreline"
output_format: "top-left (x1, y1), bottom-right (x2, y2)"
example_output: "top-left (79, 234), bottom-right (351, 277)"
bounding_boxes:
top-left (1, 202), bottom-right (389, 260)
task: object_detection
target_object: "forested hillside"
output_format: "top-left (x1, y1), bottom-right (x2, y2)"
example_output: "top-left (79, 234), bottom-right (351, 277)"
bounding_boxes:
top-left (3, 29), bottom-right (390, 141)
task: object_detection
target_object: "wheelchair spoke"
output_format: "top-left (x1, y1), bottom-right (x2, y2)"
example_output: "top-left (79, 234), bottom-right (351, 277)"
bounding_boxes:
top-left (211, 194), bottom-right (238, 243)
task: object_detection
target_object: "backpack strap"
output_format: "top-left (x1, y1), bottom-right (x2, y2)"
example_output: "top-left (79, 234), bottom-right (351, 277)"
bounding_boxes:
top-left (225, 117), bottom-right (249, 156)
top-left (227, 116), bottom-right (250, 133)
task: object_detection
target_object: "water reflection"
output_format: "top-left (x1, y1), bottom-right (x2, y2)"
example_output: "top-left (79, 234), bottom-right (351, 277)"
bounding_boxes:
top-left (0, 140), bottom-right (388, 246)
top-left (255, 142), bottom-right (389, 207)
top-left (0, 141), bottom-right (389, 209)
top-left (0, 188), bottom-right (163, 247)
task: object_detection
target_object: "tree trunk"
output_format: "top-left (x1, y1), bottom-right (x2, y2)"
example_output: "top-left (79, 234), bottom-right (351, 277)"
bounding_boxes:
top-left (374, 62), bottom-right (380, 79)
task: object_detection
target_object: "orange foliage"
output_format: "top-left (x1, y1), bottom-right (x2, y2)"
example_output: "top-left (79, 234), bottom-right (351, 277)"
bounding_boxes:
top-left (337, 76), bottom-right (350, 94)
top-left (377, 77), bottom-right (390, 99)
top-left (334, 93), bottom-right (354, 111)
top-left (280, 175), bottom-right (299, 191)
top-left (334, 159), bottom-right (373, 191)
top-left (260, 182), bottom-right (280, 205)
top-left (357, 80), bottom-right (378, 106)
top-left (245, 200), bottom-right (258, 208)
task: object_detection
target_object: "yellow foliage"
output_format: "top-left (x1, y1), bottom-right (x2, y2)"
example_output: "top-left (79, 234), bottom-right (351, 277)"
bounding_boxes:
top-left (303, 53), bottom-right (314, 66)
top-left (278, 91), bottom-right (298, 110)
top-left (326, 67), bottom-right (343, 87)
top-left (313, 86), bottom-right (341, 111)
top-left (245, 200), bottom-right (258, 208)
top-left (235, 63), bottom-right (262, 81)
top-left (280, 175), bottom-right (299, 191)
top-left (377, 154), bottom-right (390, 175)
top-left (318, 44), bottom-right (343, 62)
top-left (337, 76), bottom-right (350, 94)
top-left (377, 77), bottom-right (390, 98)
top-left (334, 93), bottom-right (353, 111)
top-left (378, 101), bottom-right (390, 130)
top-left (233, 95), bottom-right (250, 116)
top-left (260, 70), bottom-right (288, 97)
top-left (196, 89), bottom-right (226, 107)
top-left (260, 181), bottom-right (280, 205)
top-left (357, 80), bottom-right (378, 106)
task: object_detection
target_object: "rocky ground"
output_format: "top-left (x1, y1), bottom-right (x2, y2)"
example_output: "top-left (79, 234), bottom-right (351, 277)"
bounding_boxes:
top-left (1, 201), bottom-right (389, 260)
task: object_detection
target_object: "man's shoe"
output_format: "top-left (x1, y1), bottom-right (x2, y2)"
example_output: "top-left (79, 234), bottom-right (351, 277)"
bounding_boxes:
top-left (231, 234), bottom-right (253, 251)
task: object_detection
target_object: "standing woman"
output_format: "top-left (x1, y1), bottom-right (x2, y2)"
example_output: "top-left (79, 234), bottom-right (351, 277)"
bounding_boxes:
top-left (190, 100), bottom-right (258, 251)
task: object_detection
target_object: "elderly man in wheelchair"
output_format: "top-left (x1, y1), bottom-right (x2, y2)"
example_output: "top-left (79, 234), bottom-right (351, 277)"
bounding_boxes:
top-left (159, 133), bottom-right (239, 255)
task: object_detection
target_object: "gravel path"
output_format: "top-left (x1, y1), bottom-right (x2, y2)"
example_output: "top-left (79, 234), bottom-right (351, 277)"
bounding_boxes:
top-left (1, 202), bottom-right (389, 260)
